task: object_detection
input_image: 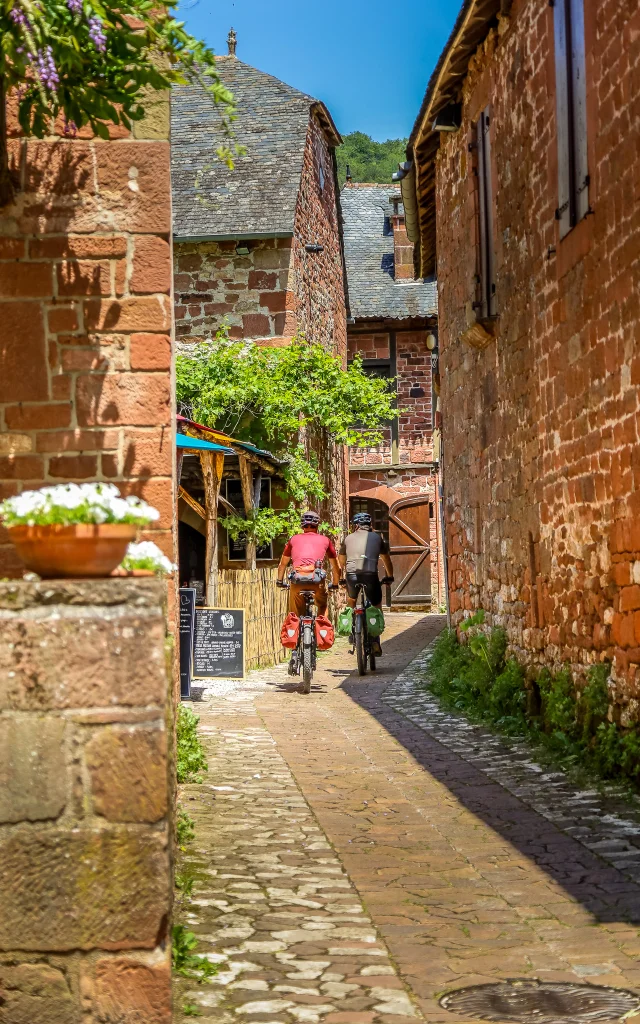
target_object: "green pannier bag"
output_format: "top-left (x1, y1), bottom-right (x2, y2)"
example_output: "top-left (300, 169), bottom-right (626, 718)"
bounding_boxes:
top-left (365, 606), bottom-right (385, 637)
top-left (337, 607), bottom-right (353, 636)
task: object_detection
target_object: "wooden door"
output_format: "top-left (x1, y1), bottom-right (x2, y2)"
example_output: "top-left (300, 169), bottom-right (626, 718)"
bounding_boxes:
top-left (388, 496), bottom-right (431, 605)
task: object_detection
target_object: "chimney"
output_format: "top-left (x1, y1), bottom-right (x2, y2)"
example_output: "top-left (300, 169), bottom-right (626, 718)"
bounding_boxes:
top-left (345, 164), bottom-right (352, 183)
top-left (227, 27), bottom-right (237, 56)
top-left (389, 193), bottom-right (414, 281)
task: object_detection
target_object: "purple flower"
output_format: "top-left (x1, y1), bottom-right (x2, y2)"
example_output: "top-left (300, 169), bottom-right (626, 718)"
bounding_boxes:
top-left (66, 0), bottom-right (83, 13)
top-left (9, 5), bottom-right (28, 27)
top-left (88, 15), bottom-right (106, 51)
top-left (35, 46), bottom-right (59, 93)
top-left (63, 117), bottom-right (78, 137)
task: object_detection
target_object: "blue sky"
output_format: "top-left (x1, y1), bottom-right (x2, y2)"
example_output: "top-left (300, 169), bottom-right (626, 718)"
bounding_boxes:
top-left (178, 0), bottom-right (461, 141)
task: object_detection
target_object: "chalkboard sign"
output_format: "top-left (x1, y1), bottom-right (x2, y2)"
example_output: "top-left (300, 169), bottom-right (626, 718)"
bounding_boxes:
top-left (179, 588), bottom-right (196, 699)
top-left (193, 607), bottom-right (245, 680)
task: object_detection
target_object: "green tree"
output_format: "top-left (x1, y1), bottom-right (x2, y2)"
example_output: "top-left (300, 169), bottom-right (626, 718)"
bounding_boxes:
top-left (176, 332), bottom-right (398, 544)
top-left (0, 0), bottom-right (235, 205)
top-left (336, 132), bottom-right (408, 185)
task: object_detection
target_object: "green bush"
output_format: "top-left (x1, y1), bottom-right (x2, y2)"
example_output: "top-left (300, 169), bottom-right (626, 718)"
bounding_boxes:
top-left (172, 924), bottom-right (218, 982)
top-left (176, 705), bottom-right (208, 784)
top-left (426, 618), bottom-right (638, 788)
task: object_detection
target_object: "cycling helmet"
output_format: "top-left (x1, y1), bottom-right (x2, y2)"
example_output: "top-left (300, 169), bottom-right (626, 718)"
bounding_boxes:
top-left (352, 512), bottom-right (372, 528)
top-left (301, 511), bottom-right (321, 526)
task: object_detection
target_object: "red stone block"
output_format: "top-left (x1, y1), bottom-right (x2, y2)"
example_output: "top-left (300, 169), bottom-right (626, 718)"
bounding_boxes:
top-left (48, 306), bottom-right (79, 333)
top-left (94, 141), bottom-right (171, 234)
top-left (57, 259), bottom-right (111, 296)
top-left (242, 313), bottom-right (271, 336)
top-left (83, 296), bottom-right (171, 333)
top-left (130, 333), bottom-right (171, 371)
top-left (30, 236), bottom-right (128, 259)
top-left (4, 404), bottom-right (72, 431)
top-left (48, 454), bottom-right (98, 479)
top-left (0, 455), bottom-right (44, 480)
top-left (93, 957), bottom-right (171, 1024)
top-left (75, 373), bottom-right (171, 427)
top-left (0, 238), bottom-right (25, 259)
top-left (0, 261), bottom-right (52, 298)
top-left (131, 236), bottom-right (171, 294)
top-left (260, 289), bottom-right (288, 313)
top-left (0, 303), bottom-right (48, 403)
top-left (620, 586), bottom-right (640, 612)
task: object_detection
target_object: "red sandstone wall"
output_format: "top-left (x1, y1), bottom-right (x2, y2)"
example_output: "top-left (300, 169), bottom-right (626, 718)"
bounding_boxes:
top-left (291, 114), bottom-right (347, 356)
top-left (435, 0), bottom-right (640, 698)
top-left (0, 119), bottom-right (174, 576)
top-left (347, 327), bottom-right (435, 467)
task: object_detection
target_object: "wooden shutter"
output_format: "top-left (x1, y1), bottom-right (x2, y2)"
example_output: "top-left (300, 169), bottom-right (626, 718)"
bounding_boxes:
top-left (554, 0), bottom-right (573, 238)
top-left (476, 108), bottom-right (496, 318)
top-left (570, 0), bottom-right (589, 222)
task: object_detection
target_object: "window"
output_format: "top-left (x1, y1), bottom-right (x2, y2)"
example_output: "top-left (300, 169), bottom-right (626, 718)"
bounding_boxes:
top-left (225, 478), bottom-right (273, 562)
top-left (474, 107), bottom-right (497, 319)
top-left (553, 0), bottom-right (589, 237)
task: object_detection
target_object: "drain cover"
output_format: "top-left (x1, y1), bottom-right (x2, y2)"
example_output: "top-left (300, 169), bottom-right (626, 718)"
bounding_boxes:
top-left (439, 979), bottom-right (640, 1024)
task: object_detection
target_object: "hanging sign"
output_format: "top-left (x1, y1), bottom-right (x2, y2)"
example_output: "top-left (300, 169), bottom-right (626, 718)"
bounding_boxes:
top-left (179, 587), bottom-right (196, 700)
top-left (192, 607), bottom-right (245, 680)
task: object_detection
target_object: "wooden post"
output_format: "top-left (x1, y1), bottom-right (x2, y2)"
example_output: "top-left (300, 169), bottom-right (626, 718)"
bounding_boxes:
top-left (238, 454), bottom-right (257, 572)
top-left (200, 451), bottom-right (223, 605)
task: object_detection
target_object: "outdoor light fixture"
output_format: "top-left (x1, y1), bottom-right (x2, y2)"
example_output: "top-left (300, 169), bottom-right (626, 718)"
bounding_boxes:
top-left (432, 104), bottom-right (461, 132)
top-left (426, 333), bottom-right (437, 350)
top-left (236, 242), bottom-right (250, 256)
top-left (305, 243), bottom-right (324, 254)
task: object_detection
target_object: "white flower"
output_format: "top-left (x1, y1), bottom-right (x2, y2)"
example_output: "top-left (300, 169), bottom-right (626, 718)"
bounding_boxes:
top-left (0, 482), bottom-right (161, 526)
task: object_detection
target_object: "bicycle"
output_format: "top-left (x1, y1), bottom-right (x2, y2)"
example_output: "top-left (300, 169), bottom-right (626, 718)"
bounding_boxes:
top-left (278, 571), bottom-right (338, 694)
top-left (347, 577), bottom-right (393, 676)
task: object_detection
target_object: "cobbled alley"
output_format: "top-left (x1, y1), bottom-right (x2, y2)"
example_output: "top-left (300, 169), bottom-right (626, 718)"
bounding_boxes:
top-left (175, 614), bottom-right (640, 1023)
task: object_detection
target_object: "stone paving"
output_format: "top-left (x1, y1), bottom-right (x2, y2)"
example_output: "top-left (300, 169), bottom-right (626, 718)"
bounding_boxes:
top-left (175, 614), bottom-right (640, 1023)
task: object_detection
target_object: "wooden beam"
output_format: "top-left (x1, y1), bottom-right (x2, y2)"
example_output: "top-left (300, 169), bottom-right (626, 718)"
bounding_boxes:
top-left (183, 428), bottom-right (277, 476)
top-left (178, 485), bottom-right (236, 518)
top-left (238, 454), bottom-right (257, 571)
top-left (200, 450), bottom-right (223, 605)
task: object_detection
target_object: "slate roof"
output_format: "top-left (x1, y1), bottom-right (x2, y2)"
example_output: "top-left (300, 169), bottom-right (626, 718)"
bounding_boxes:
top-left (171, 57), bottom-right (338, 241)
top-left (341, 184), bottom-right (438, 321)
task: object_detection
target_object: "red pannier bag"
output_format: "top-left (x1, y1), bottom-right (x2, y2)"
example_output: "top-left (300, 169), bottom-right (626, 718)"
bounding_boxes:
top-left (280, 613), bottom-right (300, 649)
top-left (315, 615), bottom-right (335, 651)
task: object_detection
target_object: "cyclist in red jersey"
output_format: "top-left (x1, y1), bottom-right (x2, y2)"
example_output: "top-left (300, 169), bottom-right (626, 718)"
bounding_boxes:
top-left (276, 511), bottom-right (340, 615)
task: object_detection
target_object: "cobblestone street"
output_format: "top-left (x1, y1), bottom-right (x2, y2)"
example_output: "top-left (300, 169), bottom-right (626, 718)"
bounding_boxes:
top-left (176, 614), bottom-right (640, 1023)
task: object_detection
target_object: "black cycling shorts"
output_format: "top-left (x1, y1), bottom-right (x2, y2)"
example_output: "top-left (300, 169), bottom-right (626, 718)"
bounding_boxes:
top-left (345, 571), bottom-right (382, 606)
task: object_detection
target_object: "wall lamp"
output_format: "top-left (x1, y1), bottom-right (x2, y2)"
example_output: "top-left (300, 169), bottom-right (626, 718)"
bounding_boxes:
top-left (305, 243), bottom-right (324, 254)
top-left (426, 332), bottom-right (437, 350)
top-left (432, 104), bottom-right (461, 132)
top-left (235, 242), bottom-right (251, 256)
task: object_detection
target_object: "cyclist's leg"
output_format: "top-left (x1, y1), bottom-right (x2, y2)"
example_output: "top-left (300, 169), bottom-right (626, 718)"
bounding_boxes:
top-left (289, 582), bottom-right (307, 616)
top-left (314, 581), bottom-right (328, 616)
top-left (344, 573), bottom-right (358, 608)
top-left (362, 573), bottom-right (383, 608)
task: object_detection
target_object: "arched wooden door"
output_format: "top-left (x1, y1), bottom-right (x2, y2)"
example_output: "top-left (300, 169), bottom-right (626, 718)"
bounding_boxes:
top-left (388, 495), bottom-right (431, 605)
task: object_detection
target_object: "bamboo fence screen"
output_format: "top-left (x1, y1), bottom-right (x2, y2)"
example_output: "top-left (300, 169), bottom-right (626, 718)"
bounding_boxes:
top-left (217, 568), bottom-right (289, 672)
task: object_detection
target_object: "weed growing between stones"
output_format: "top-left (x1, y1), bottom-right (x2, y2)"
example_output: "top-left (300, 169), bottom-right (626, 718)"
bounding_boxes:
top-left (426, 613), bottom-right (640, 788)
top-left (176, 705), bottom-right (208, 783)
top-left (176, 807), bottom-right (195, 850)
top-left (172, 924), bottom-right (219, 983)
top-left (175, 865), bottom-right (196, 897)
top-left (183, 1002), bottom-right (202, 1017)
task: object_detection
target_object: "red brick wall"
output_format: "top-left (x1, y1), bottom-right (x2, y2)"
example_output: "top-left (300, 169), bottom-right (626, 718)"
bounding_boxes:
top-left (291, 113), bottom-right (347, 357)
top-left (347, 327), bottom-right (436, 468)
top-left (174, 237), bottom-right (295, 344)
top-left (435, 0), bottom-right (640, 700)
top-left (0, 125), bottom-right (174, 575)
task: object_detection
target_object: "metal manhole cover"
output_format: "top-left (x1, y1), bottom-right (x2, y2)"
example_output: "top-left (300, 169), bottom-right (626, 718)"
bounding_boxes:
top-left (439, 979), bottom-right (640, 1024)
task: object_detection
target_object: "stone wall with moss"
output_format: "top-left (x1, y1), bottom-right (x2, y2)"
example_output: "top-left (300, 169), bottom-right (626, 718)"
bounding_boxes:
top-left (0, 578), bottom-right (173, 1023)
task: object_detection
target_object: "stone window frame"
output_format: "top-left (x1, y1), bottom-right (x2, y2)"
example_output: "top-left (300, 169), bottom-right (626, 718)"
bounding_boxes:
top-left (553, 0), bottom-right (590, 238)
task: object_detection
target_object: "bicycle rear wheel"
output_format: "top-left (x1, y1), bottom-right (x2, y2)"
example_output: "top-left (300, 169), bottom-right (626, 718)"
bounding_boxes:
top-left (355, 623), bottom-right (367, 676)
top-left (301, 624), bottom-right (313, 693)
top-left (369, 650), bottom-right (376, 671)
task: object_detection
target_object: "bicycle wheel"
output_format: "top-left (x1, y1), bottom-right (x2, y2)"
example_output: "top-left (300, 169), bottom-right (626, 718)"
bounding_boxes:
top-left (301, 624), bottom-right (313, 693)
top-left (355, 622), bottom-right (368, 676)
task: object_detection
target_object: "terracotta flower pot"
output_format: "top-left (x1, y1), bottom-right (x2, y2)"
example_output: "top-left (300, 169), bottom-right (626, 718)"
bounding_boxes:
top-left (8, 524), bottom-right (138, 579)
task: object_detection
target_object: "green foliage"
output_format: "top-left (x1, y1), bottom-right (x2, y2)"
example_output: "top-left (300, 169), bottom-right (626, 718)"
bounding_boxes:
top-left (220, 504), bottom-right (336, 548)
top-left (172, 924), bottom-right (219, 982)
top-left (176, 807), bottom-right (195, 849)
top-left (336, 132), bottom-right (408, 184)
top-left (176, 705), bottom-right (208, 784)
top-left (427, 624), bottom-right (640, 787)
top-left (175, 866), bottom-right (196, 897)
top-left (176, 331), bottom-right (397, 514)
top-left (183, 1003), bottom-right (202, 1017)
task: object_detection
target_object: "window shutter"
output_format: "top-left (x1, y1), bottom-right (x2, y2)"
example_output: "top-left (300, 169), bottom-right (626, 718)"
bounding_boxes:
top-left (554, 0), bottom-right (572, 238)
top-left (476, 108), bottom-right (496, 318)
top-left (570, 0), bottom-right (589, 222)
